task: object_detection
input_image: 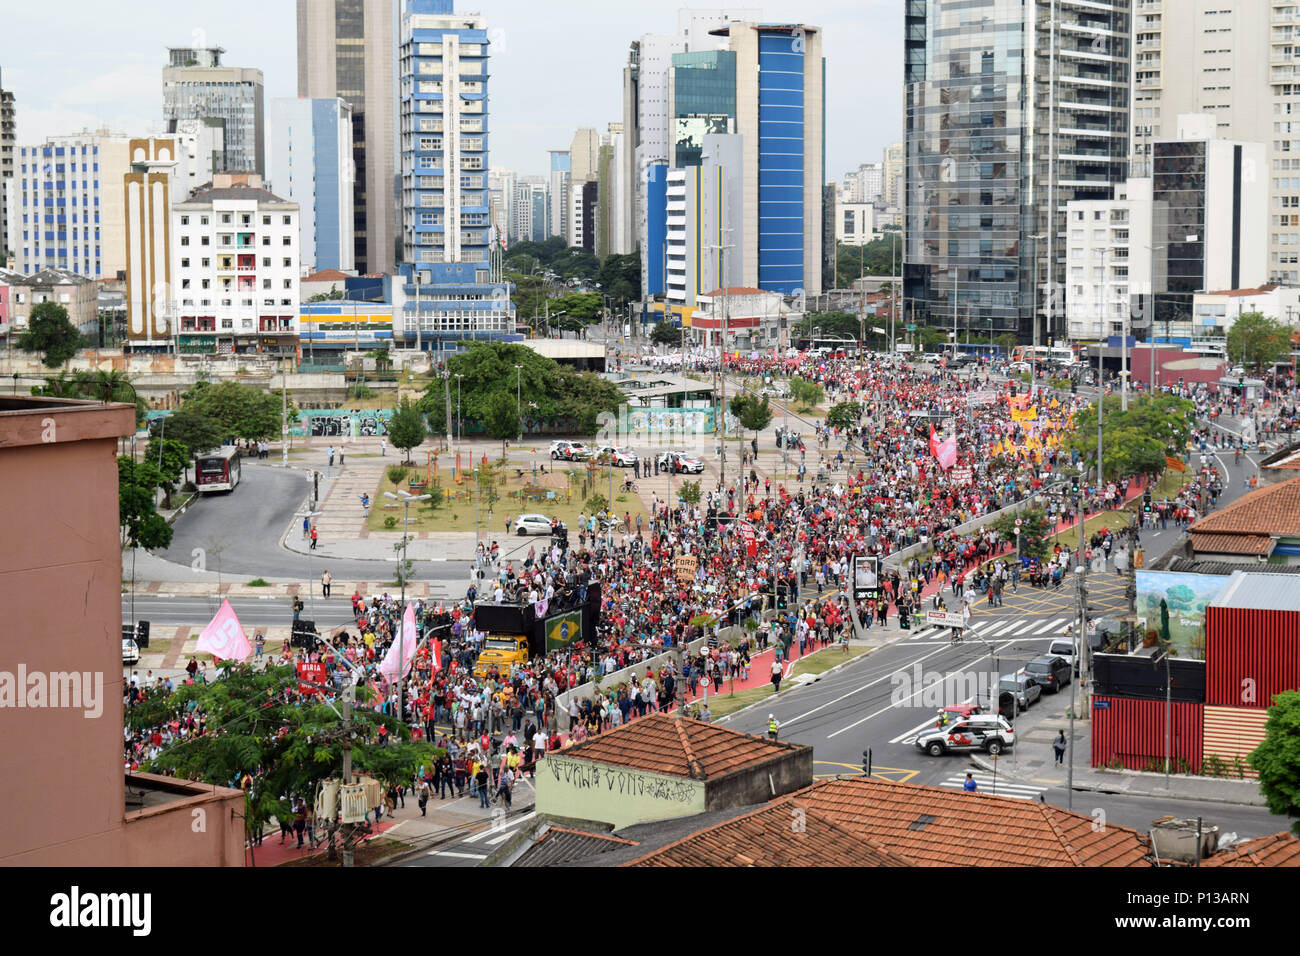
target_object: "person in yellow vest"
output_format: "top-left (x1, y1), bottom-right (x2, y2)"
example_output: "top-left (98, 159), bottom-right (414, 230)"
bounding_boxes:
top-left (766, 714), bottom-right (780, 741)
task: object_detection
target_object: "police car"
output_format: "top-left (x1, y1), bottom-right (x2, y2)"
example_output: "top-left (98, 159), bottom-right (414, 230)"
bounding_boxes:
top-left (915, 714), bottom-right (1015, 757)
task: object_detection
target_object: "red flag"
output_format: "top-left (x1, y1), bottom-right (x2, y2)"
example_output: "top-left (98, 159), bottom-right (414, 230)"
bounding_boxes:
top-left (430, 637), bottom-right (443, 674)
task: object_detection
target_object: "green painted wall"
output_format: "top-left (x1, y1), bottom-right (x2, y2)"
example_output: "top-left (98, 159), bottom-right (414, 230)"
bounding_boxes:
top-left (536, 755), bottom-right (706, 828)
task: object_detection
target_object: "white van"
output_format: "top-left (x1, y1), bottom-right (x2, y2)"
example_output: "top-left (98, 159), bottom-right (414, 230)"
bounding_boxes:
top-left (1047, 638), bottom-right (1078, 676)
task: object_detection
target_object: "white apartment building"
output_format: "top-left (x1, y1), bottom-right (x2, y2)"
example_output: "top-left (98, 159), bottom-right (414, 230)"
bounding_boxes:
top-left (488, 167), bottom-right (517, 246)
top-left (1065, 178), bottom-right (1159, 342)
top-left (171, 173), bottom-right (299, 355)
top-left (841, 163), bottom-right (882, 204)
top-left (1130, 3), bottom-right (1300, 283)
top-left (7, 131), bottom-right (130, 279)
top-left (836, 201), bottom-right (880, 246)
top-left (882, 141), bottom-right (903, 209)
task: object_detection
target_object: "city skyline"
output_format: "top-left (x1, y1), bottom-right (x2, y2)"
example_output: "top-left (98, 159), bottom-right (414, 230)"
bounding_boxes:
top-left (0, 0), bottom-right (903, 184)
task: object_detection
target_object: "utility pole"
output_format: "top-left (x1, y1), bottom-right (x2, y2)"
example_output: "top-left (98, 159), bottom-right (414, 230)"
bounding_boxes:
top-left (415, 269), bottom-right (423, 356)
top-left (706, 231), bottom-right (735, 491)
top-left (281, 355), bottom-right (289, 467)
top-left (443, 366), bottom-right (453, 452)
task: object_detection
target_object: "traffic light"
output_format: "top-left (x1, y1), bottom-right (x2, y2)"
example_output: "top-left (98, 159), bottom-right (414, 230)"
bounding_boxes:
top-left (1143, 493), bottom-right (1152, 513)
top-left (1071, 475), bottom-right (1080, 496)
top-left (136, 620), bottom-right (150, 649)
top-left (862, 749), bottom-right (872, 777)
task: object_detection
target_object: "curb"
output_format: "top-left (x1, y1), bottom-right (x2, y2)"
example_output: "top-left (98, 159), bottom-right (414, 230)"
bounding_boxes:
top-left (968, 754), bottom-right (1269, 807)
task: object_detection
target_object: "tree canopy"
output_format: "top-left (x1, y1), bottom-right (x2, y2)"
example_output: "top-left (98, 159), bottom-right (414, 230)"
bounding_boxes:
top-left (118, 456), bottom-right (173, 550)
top-left (387, 396), bottom-right (427, 463)
top-left (1227, 311), bottom-right (1293, 374)
top-left (419, 341), bottom-right (622, 435)
top-left (153, 408), bottom-right (223, 458)
top-left (730, 393), bottom-right (773, 437)
top-left (1250, 690), bottom-right (1300, 836)
top-left (18, 301), bottom-right (82, 368)
top-left (1066, 393), bottom-right (1196, 482)
top-left (834, 235), bottom-right (901, 289)
top-left (483, 389), bottom-right (521, 457)
top-left (182, 380), bottom-right (294, 443)
top-left (650, 321), bottom-right (684, 348)
top-left (825, 401), bottom-right (862, 431)
top-left (33, 368), bottom-right (147, 425)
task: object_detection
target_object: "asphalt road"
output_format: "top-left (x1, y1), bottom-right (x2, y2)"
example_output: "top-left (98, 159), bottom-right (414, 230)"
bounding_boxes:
top-left (154, 461), bottom-right (470, 582)
top-left (120, 595), bottom-right (363, 629)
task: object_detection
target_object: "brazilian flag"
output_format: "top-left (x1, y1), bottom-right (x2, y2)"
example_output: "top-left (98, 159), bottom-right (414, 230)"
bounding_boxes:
top-left (546, 609), bottom-right (583, 651)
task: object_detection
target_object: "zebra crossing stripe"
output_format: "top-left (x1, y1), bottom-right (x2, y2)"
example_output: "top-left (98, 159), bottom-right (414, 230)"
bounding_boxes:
top-left (981, 620), bottom-right (1014, 637)
top-left (1005, 621), bottom-right (1039, 637)
top-left (1036, 617), bottom-right (1069, 635)
top-left (939, 776), bottom-right (1046, 800)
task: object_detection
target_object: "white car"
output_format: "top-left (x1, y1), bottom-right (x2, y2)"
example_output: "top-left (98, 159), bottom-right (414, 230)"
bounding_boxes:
top-left (596, 445), bottom-right (638, 467)
top-left (514, 513), bottom-right (555, 536)
top-left (122, 638), bottom-right (140, 666)
top-left (658, 451), bottom-right (705, 474)
top-left (549, 440), bottom-right (591, 461)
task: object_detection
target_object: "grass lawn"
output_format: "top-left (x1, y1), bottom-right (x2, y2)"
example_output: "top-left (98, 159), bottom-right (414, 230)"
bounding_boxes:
top-left (680, 644), bottom-right (870, 719)
top-left (791, 644), bottom-right (871, 677)
top-left (1047, 509), bottom-right (1131, 550)
top-left (365, 461), bottom-right (649, 534)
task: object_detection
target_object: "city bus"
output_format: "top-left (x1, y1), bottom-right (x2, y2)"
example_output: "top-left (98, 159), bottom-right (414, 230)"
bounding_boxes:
top-left (1010, 345), bottom-right (1076, 365)
top-left (194, 446), bottom-right (242, 493)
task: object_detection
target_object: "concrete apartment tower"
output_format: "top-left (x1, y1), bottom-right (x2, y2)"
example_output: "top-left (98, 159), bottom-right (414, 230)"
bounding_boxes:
top-left (297, 0), bottom-right (398, 275)
top-left (1, 68), bottom-right (14, 264)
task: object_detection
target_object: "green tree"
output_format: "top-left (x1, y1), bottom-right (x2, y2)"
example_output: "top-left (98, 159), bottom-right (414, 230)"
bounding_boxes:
top-left (18, 301), bottom-right (81, 368)
top-left (677, 478), bottom-right (702, 508)
top-left (1249, 690), bottom-right (1300, 836)
top-left (650, 321), bottom-right (683, 348)
top-left (835, 236), bottom-right (899, 288)
top-left (992, 507), bottom-right (1051, 561)
top-left (994, 333), bottom-right (1020, 353)
top-left (1227, 311), bottom-right (1293, 374)
top-left (418, 341), bottom-right (621, 436)
top-left (545, 292), bottom-right (604, 328)
top-left (146, 437), bottom-right (190, 508)
top-left (825, 401), bottom-right (862, 431)
top-left (33, 368), bottom-right (147, 424)
top-left (388, 397), bottom-right (427, 464)
top-left (155, 408), bottom-right (223, 458)
top-left (118, 456), bottom-right (173, 551)
top-left (483, 389), bottom-right (521, 458)
top-left (182, 380), bottom-right (291, 442)
top-left (596, 251), bottom-right (642, 306)
top-left (1066, 393), bottom-right (1195, 482)
top-left (130, 661), bottom-right (437, 845)
top-left (788, 376), bottom-right (825, 409)
top-left (730, 393), bottom-right (773, 440)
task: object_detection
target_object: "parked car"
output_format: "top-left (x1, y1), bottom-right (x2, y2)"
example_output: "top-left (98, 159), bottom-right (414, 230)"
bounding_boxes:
top-left (657, 451), bottom-right (704, 474)
top-left (1024, 655), bottom-right (1072, 693)
top-left (549, 440), bottom-right (591, 461)
top-left (122, 638), bottom-right (140, 666)
top-left (514, 513), bottom-right (555, 536)
top-left (1000, 672), bottom-right (1042, 711)
top-left (1047, 639), bottom-right (1079, 677)
top-left (596, 445), bottom-right (637, 467)
top-left (915, 714), bottom-right (1016, 757)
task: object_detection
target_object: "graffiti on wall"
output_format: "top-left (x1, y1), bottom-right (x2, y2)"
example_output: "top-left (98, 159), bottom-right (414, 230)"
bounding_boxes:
top-left (291, 410), bottom-right (393, 438)
top-left (545, 756), bottom-right (700, 804)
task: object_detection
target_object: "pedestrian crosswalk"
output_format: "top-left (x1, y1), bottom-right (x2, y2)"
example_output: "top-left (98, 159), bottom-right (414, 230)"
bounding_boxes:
top-left (937, 774), bottom-right (1048, 801)
top-left (972, 617), bottom-right (1070, 640)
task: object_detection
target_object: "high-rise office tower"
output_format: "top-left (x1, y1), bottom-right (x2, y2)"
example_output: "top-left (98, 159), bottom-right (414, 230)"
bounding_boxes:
top-left (596, 123), bottom-right (629, 258)
top-left (162, 47), bottom-right (265, 176)
top-left (1130, 4), bottom-right (1300, 284)
top-left (721, 20), bottom-right (826, 297)
top-left (904, 0), bottom-right (1131, 341)
top-left (548, 149), bottom-right (570, 239)
top-left (297, 0), bottom-right (398, 275)
top-left (882, 141), bottom-right (904, 209)
top-left (488, 167), bottom-right (517, 246)
top-left (1, 69), bottom-right (14, 262)
top-left (268, 97), bottom-right (356, 274)
top-left (9, 131), bottom-right (131, 279)
top-left (625, 8), bottom-right (761, 288)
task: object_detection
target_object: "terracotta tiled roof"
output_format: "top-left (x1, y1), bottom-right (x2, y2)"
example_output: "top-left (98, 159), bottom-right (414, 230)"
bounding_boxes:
top-left (623, 797), bottom-right (914, 867)
top-left (559, 713), bottom-right (808, 780)
top-left (787, 778), bottom-right (1152, 867)
top-left (1265, 450), bottom-right (1300, 471)
top-left (303, 269), bottom-right (350, 282)
top-left (1189, 532), bottom-right (1274, 556)
top-left (1203, 831), bottom-right (1300, 867)
top-left (1190, 475), bottom-right (1300, 536)
top-left (1204, 284), bottom-right (1279, 297)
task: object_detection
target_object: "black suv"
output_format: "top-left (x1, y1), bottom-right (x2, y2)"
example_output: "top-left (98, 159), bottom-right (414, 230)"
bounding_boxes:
top-left (1024, 655), bottom-right (1072, 694)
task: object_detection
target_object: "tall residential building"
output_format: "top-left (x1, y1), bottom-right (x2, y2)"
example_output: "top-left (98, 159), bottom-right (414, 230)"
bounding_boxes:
top-left (566, 128), bottom-right (600, 247)
top-left (162, 47), bottom-right (265, 175)
top-left (488, 167), bottom-right (517, 246)
top-left (170, 119), bottom-right (226, 199)
top-left (623, 9), bottom-right (762, 277)
top-left (171, 172), bottom-right (300, 355)
top-left (882, 141), bottom-right (904, 209)
top-left (298, 0), bottom-right (398, 274)
top-left (841, 163), bottom-right (883, 204)
top-left (1130, 4), bottom-right (1300, 284)
top-left (903, 1), bottom-right (1132, 342)
top-left (513, 175), bottom-right (546, 244)
top-left (8, 131), bottom-right (131, 279)
top-left (660, 133), bottom-right (744, 312)
top-left (267, 97), bottom-right (356, 273)
top-left (722, 20), bottom-right (826, 297)
top-left (548, 149), bottom-right (570, 239)
top-left (597, 122), bottom-right (630, 256)
top-left (399, 0), bottom-right (491, 270)
top-left (1, 69), bottom-right (14, 261)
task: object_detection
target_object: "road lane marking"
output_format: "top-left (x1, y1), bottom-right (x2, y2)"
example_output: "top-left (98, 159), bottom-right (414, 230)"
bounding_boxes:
top-left (938, 774), bottom-right (1046, 800)
top-left (1036, 617), bottom-right (1069, 635)
top-left (426, 850), bottom-right (487, 860)
top-left (461, 810), bottom-right (535, 844)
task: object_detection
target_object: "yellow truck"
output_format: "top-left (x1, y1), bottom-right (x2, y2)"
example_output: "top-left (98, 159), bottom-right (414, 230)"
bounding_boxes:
top-left (472, 634), bottom-right (531, 679)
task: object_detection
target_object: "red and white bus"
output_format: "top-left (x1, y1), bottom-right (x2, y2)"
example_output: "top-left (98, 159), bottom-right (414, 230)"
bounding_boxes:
top-left (195, 446), bottom-right (242, 493)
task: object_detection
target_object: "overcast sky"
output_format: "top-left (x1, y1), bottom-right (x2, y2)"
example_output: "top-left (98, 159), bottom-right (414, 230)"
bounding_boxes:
top-left (2, 0), bottom-right (903, 181)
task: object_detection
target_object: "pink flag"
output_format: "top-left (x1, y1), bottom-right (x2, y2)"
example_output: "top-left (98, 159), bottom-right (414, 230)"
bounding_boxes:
top-left (534, 598), bottom-right (549, 618)
top-left (379, 603), bottom-right (419, 682)
top-left (430, 637), bottom-right (443, 675)
top-left (195, 599), bottom-right (253, 662)
top-left (935, 435), bottom-right (958, 471)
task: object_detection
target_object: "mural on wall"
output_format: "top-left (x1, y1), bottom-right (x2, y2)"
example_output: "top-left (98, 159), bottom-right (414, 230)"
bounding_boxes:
top-left (293, 410), bottom-right (392, 438)
top-left (1135, 571), bottom-right (1229, 660)
top-left (623, 407), bottom-right (717, 435)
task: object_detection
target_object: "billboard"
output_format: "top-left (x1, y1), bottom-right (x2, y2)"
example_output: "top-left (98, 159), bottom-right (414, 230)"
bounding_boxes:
top-left (545, 609), bottom-right (583, 652)
top-left (1135, 571), bottom-right (1228, 660)
top-left (852, 554), bottom-right (880, 603)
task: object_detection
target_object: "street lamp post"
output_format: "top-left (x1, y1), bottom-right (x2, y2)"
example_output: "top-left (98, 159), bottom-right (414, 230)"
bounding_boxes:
top-left (514, 364), bottom-right (523, 442)
top-left (294, 508), bottom-right (322, 620)
top-left (1028, 234), bottom-right (1045, 398)
top-left (454, 374), bottom-right (464, 452)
